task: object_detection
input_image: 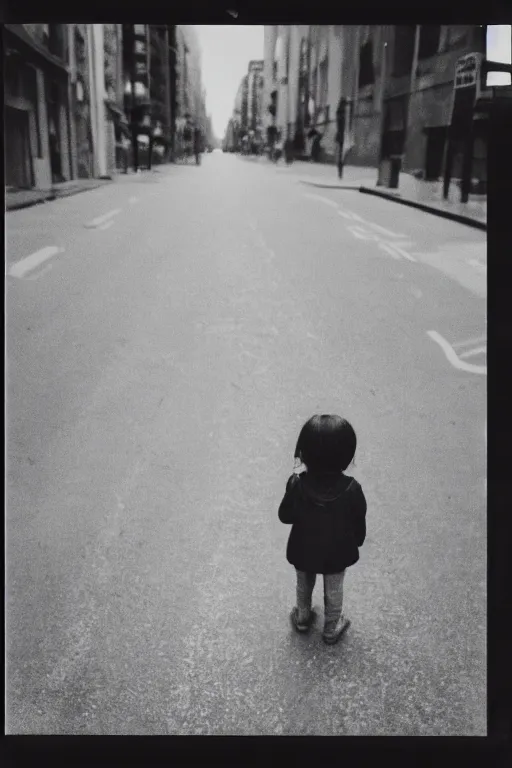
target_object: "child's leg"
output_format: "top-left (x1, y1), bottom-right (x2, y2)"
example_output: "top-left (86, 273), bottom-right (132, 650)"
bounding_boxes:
top-left (323, 571), bottom-right (346, 635)
top-left (295, 570), bottom-right (316, 623)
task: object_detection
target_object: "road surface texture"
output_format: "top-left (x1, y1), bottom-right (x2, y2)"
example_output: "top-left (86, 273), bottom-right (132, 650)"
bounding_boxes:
top-left (6, 153), bottom-right (486, 735)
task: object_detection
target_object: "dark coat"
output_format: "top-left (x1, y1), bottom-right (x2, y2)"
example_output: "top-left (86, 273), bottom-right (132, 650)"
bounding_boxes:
top-left (278, 472), bottom-right (367, 574)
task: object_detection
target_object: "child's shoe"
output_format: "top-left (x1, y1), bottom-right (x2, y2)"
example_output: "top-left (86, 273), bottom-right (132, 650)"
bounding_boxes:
top-left (322, 615), bottom-right (351, 645)
top-left (290, 607), bottom-right (317, 633)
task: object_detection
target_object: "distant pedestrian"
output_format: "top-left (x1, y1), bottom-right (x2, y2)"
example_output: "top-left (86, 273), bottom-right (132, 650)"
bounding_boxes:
top-left (278, 414), bottom-right (367, 644)
top-left (193, 127), bottom-right (202, 165)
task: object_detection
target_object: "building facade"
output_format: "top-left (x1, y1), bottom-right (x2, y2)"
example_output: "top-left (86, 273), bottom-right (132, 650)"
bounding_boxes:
top-left (342, 25), bottom-right (486, 177)
top-left (4, 23), bottom-right (131, 190)
top-left (4, 23), bottom-right (73, 190)
top-left (173, 25), bottom-right (207, 157)
top-left (224, 59), bottom-right (265, 153)
top-left (263, 24), bottom-right (489, 190)
top-left (247, 60), bottom-right (264, 139)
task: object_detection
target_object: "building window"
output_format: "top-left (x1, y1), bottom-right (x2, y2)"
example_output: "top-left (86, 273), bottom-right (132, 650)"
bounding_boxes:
top-left (25, 65), bottom-right (43, 158)
top-left (48, 24), bottom-right (65, 60)
top-left (392, 26), bottom-right (416, 77)
top-left (359, 39), bottom-right (375, 87)
top-left (319, 58), bottom-right (328, 106)
top-left (424, 126), bottom-right (447, 180)
top-left (418, 25), bottom-right (441, 59)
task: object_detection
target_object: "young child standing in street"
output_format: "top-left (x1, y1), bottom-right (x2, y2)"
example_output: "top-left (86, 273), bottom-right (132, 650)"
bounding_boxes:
top-left (278, 414), bottom-right (367, 644)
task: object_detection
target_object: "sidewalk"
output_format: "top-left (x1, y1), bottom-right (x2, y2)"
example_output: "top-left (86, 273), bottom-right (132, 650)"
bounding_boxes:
top-left (5, 167), bottom-right (165, 212)
top-left (244, 156), bottom-right (487, 230)
top-left (359, 175), bottom-right (486, 230)
top-left (6, 177), bottom-right (113, 212)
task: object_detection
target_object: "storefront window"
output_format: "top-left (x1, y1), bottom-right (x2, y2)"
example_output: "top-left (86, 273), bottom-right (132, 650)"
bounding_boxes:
top-left (359, 40), bottom-right (375, 87)
top-left (418, 26), bottom-right (441, 59)
top-left (392, 26), bottom-right (416, 77)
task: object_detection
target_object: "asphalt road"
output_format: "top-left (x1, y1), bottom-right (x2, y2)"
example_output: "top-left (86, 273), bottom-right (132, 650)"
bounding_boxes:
top-left (6, 153), bottom-right (486, 735)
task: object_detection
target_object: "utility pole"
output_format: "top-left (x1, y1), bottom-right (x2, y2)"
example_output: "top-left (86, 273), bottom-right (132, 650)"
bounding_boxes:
top-left (402, 25), bottom-right (421, 177)
top-left (130, 25), bottom-right (139, 172)
top-left (168, 25), bottom-right (177, 162)
top-left (146, 25), bottom-right (153, 171)
top-left (163, 25), bottom-right (172, 162)
top-left (376, 28), bottom-right (389, 186)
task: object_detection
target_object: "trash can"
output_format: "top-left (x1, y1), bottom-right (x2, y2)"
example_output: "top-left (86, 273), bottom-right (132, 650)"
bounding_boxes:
top-left (377, 158), bottom-right (391, 187)
top-left (389, 155), bottom-right (402, 189)
top-left (284, 139), bottom-right (294, 165)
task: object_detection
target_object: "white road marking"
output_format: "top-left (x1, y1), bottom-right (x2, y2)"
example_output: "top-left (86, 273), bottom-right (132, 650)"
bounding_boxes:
top-left (378, 242), bottom-right (401, 260)
top-left (337, 209), bottom-right (359, 220)
top-left (27, 262), bottom-right (54, 280)
top-left (363, 221), bottom-right (406, 238)
top-left (84, 208), bottom-right (121, 228)
top-left (427, 331), bottom-right (487, 375)
top-left (346, 224), bottom-right (378, 240)
top-left (304, 193), bottom-right (339, 209)
top-left (340, 209), bottom-right (365, 221)
top-left (459, 345), bottom-right (486, 359)
top-left (453, 335), bottom-right (487, 350)
top-left (8, 246), bottom-right (64, 278)
top-left (128, 196), bottom-right (139, 205)
top-left (98, 220), bottom-right (115, 231)
top-left (386, 243), bottom-right (416, 262)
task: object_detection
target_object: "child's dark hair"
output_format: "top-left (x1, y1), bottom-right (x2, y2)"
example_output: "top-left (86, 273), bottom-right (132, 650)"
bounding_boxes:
top-left (295, 414), bottom-right (357, 473)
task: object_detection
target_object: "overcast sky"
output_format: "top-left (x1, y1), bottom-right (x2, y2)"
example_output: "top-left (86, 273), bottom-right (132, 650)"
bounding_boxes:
top-left (195, 25), bottom-right (264, 139)
top-left (486, 24), bottom-right (512, 85)
top-left (194, 25), bottom-right (511, 134)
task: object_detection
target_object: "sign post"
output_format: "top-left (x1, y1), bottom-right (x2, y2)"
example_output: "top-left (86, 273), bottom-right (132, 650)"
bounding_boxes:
top-left (443, 52), bottom-right (482, 202)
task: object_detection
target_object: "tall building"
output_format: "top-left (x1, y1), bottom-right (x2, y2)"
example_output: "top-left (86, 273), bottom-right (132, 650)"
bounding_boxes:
top-left (148, 25), bottom-right (173, 162)
top-left (263, 24), bottom-right (491, 193)
top-left (247, 59), bottom-right (264, 136)
top-left (69, 24), bottom-right (94, 178)
top-left (173, 25), bottom-right (207, 156)
top-left (4, 23), bottom-right (73, 190)
top-left (103, 24), bottom-right (127, 174)
top-left (263, 26), bottom-right (279, 145)
top-left (340, 24), bottom-right (488, 190)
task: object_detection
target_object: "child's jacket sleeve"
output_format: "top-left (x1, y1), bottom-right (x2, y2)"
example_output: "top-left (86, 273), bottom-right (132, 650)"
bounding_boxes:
top-left (351, 482), bottom-right (367, 547)
top-left (278, 474), bottom-right (300, 524)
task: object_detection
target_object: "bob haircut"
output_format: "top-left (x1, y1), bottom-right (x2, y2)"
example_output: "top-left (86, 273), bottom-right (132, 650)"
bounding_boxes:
top-left (294, 414), bottom-right (357, 473)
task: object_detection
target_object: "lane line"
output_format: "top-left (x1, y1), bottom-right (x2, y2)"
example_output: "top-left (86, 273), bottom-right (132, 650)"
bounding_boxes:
top-left (98, 220), bottom-right (115, 231)
top-left (8, 246), bottom-right (64, 279)
top-left (346, 224), bottom-right (377, 240)
top-left (427, 331), bottom-right (487, 375)
top-left (452, 335), bottom-right (487, 350)
top-left (27, 262), bottom-right (54, 280)
top-left (468, 258), bottom-right (487, 271)
top-left (128, 196), bottom-right (139, 205)
top-left (377, 242), bottom-right (401, 260)
top-left (459, 345), bottom-right (486, 359)
top-left (387, 243), bottom-right (416, 262)
top-left (84, 208), bottom-right (121, 228)
top-left (304, 193), bottom-right (339, 209)
top-left (340, 209), bottom-right (365, 221)
top-left (337, 209), bottom-right (359, 220)
top-left (363, 221), bottom-right (406, 238)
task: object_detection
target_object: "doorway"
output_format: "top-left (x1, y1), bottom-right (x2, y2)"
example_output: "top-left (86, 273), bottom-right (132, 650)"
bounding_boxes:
top-left (424, 126), bottom-right (448, 181)
top-left (5, 106), bottom-right (33, 189)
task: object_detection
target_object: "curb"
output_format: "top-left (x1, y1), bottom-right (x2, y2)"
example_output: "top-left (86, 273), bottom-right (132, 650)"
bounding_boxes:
top-left (6, 180), bottom-right (112, 212)
top-left (300, 180), bottom-right (363, 191)
top-left (359, 186), bottom-right (487, 231)
top-left (6, 194), bottom-right (55, 211)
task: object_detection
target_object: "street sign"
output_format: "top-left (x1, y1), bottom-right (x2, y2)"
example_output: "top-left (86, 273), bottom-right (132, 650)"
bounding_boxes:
top-left (454, 52), bottom-right (482, 91)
